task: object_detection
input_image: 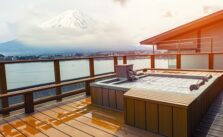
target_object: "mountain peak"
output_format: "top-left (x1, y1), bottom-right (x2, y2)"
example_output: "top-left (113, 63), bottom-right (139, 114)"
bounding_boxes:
top-left (40, 9), bottom-right (91, 29)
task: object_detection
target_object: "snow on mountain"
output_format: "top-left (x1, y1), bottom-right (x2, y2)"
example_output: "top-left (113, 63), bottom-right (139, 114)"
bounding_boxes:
top-left (40, 9), bottom-right (92, 30)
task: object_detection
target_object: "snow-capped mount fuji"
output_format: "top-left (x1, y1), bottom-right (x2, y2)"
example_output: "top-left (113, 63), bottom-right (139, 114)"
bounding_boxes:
top-left (40, 9), bottom-right (93, 30)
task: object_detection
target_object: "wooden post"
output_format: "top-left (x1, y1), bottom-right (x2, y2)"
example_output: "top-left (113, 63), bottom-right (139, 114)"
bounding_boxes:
top-left (152, 45), bottom-right (155, 54)
top-left (113, 56), bottom-right (118, 72)
top-left (177, 41), bottom-right (181, 53)
top-left (89, 58), bottom-right (94, 77)
top-left (196, 30), bottom-right (201, 53)
top-left (24, 93), bottom-right (34, 113)
top-left (176, 54), bottom-right (181, 69)
top-left (211, 39), bottom-right (213, 53)
top-left (123, 56), bottom-right (127, 64)
top-left (209, 53), bottom-right (214, 70)
top-left (85, 81), bottom-right (90, 96)
top-left (54, 60), bottom-right (62, 101)
top-left (150, 55), bottom-right (155, 69)
top-left (0, 63), bottom-right (9, 115)
top-left (86, 58), bottom-right (94, 96)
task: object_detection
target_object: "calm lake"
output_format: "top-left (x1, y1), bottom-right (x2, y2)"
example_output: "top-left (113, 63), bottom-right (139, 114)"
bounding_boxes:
top-left (5, 58), bottom-right (170, 90)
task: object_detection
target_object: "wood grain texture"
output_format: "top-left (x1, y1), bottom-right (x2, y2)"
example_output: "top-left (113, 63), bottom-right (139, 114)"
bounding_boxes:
top-left (134, 100), bottom-right (146, 129)
top-left (125, 98), bottom-right (135, 126)
top-left (0, 95), bottom-right (163, 137)
top-left (96, 87), bottom-right (103, 105)
top-left (102, 88), bottom-right (109, 107)
top-left (109, 89), bottom-right (116, 109)
top-left (116, 90), bottom-right (124, 111)
top-left (90, 87), bottom-right (97, 104)
top-left (159, 105), bottom-right (173, 137)
top-left (173, 107), bottom-right (188, 137)
top-left (146, 102), bottom-right (159, 133)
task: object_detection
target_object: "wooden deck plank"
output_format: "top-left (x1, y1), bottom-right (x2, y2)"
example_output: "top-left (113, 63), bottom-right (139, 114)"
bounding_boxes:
top-left (38, 103), bottom-right (135, 137)
top-left (193, 129), bottom-right (216, 137)
top-left (31, 111), bottom-right (91, 137)
top-left (195, 126), bottom-right (223, 137)
top-left (4, 116), bottom-right (47, 137)
top-left (193, 91), bottom-right (223, 137)
top-left (36, 108), bottom-right (116, 137)
top-left (0, 95), bottom-right (163, 137)
top-left (38, 97), bottom-right (162, 137)
top-left (199, 122), bottom-right (223, 132)
top-left (15, 114), bottom-right (71, 137)
top-left (0, 119), bottom-right (25, 137)
top-left (57, 98), bottom-right (162, 137)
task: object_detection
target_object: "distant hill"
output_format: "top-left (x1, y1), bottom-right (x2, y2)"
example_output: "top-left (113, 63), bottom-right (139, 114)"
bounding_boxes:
top-left (0, 40), bottom-right (151, 56)
top-left (0, 40), bottom-right (87, 56)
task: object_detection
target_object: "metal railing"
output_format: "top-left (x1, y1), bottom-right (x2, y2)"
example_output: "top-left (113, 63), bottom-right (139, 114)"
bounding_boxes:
top-left (154, 37), bottom-right (215, 53)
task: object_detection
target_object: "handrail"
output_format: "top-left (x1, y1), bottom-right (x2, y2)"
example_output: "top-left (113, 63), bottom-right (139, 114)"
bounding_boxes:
top-left (1, 53), bottom-right (223, 115)
top-left (0, 55), bottom-right (147, 64)
top-left (147, 68), bottom-right (223, 73)
top-left (155, 37), bottom-right (212, 44)
top-left (0, 73), bottom-right (115, 99)
top-left (0, 73), bottom-right (115, 114)
top-left (1, 52), bottom-right (223, 64)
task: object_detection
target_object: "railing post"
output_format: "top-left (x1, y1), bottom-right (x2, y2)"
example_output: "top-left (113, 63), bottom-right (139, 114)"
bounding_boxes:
top-left (89, 58), bottom-right (94, 77)
top-left (85, 81), bottom-right (90, 96)
top-left (211, 38), bottom-right (213, 53)
top-left (86, 58), bottom-right (94, 96)
top-left (113, 56), bottom-right (118, 72)
top-left (209, 53), bottom-right (214, 70)
top-left (176, 54), bottom-right (181, 69)
top-left (196, 30), bottom-right (201, 53)
top-left (0, 63), bottom-right (9, 115)
top-left (177, 40), bottom-right (181, 53)
top-left (24, 93), bottom-right (34, 113)
top-left (54, 60), bottom-right (62, 101)
top-left (123, 56), bottom-right (127, 64)
top-left (150, 55), bottom-right (155, 69)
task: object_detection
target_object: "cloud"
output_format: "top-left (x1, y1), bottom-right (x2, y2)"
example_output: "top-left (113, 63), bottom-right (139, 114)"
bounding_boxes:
top-left (113, 0), bottom-right (130, 7)
top-left (16, 14), bottom-right (135, 51)
top-left (162, 10), bottom-right (173, 18)
top-left (3, 0), bottom-right (223, 52)
top-left (202, 5), bottom-right (221, 14)
top-left (0, 22), bottom-right (16, 43)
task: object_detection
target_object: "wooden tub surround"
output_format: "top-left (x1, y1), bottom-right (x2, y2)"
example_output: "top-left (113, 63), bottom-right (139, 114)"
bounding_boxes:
top-left (90, 71), bottom-right (223, 137)
top-left (90, 86), bottom-right (126, 111)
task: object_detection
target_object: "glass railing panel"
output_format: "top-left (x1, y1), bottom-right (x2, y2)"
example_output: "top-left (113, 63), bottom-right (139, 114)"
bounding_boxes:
top-left (94, 58), bottom-right (114, 75)
top-left (155, 55), bottom-right (176, 69)
top-left (127, 56), bottom-right (150, 70)
top-left (181, 54), bottom-right (208, 69)
top-left (60, 60), bottom-right (89, 81)
top-left (214, 54), bottom-right (223, 69)
top-left (6, 62), bottom-right (55, 90)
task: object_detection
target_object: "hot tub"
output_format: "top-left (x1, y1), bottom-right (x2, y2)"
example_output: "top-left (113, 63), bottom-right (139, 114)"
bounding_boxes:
top-left (90, 70), bottom-right (223, 137)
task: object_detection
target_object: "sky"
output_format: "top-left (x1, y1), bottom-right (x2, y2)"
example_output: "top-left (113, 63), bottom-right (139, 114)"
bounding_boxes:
top-left (0, 0), bottom-right (223, 50)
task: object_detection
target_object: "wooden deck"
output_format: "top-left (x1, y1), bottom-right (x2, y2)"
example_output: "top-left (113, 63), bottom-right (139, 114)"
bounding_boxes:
top-left (193, 91), bottom-right (223, 137)
top-left (0, 94), bottom-right (162, 137)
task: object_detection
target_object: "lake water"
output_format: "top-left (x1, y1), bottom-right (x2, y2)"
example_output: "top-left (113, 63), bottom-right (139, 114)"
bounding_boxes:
top-left (5, 58), bottom-right (170, 90)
